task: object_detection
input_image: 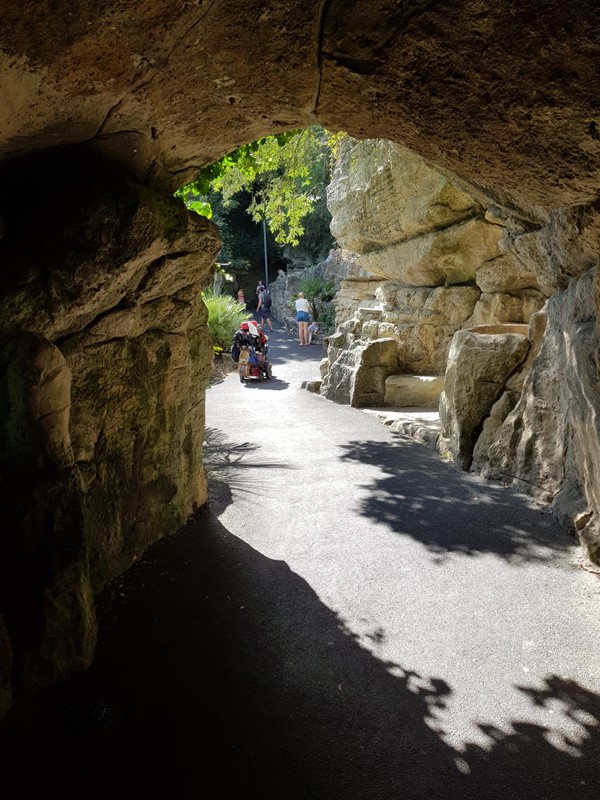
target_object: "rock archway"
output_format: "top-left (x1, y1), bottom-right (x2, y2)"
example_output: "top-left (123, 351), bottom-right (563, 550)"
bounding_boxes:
top-left (1, 1), bottom-right (599, 713)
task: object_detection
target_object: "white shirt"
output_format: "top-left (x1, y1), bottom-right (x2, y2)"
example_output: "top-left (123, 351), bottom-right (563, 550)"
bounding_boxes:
top-left (295, 298), bottom-right (310, 313)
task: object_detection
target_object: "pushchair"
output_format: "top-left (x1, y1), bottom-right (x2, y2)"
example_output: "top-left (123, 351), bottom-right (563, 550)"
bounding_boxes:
top-left (231, 322), bottom-right (273, 382)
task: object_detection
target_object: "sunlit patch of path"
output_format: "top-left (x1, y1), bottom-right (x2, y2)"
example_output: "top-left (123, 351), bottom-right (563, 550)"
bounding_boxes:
top-left (206, 325), bottom-right (600, 795)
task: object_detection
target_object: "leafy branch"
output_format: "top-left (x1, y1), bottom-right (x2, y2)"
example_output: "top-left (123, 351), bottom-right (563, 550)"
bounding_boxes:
top-left (175, 127), bottom-right (346, 246)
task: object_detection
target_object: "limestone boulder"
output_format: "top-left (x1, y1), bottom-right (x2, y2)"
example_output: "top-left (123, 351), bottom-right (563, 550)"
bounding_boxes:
top-left (328, 139), bottom-right (478, 253)
top-left (324, 338), bottom-right (398, 407)
top-left (357, 217), bottom-right (502, 286)
top-left (384, 375), bottom-right (444, 408)
top-left (440, 329), bottom-right (530, 469)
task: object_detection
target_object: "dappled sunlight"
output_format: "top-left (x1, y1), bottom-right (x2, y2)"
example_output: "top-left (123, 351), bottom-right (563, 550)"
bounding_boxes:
top-left (338, 437), bottom-right (574, 565)
top-left (7, 503), bottom-right (597, 799)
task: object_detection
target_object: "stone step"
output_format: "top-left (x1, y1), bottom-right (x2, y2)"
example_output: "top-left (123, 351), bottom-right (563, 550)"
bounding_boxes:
top-left (384, 374), bottom-right (444, 408)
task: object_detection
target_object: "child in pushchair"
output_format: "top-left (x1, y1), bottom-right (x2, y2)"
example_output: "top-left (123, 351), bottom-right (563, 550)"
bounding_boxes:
top-left (231, 321), bottom-right (273, 382)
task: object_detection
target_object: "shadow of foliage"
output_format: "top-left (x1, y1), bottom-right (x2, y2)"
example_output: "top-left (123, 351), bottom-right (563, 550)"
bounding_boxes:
top-left (338, 437), bottom-right (575, 564)
top-left (1, 506), bottom-right (598, 799)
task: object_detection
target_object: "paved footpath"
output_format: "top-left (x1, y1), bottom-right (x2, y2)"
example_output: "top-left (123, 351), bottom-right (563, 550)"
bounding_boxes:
top-left (3, 326), bottom-right (600, 800)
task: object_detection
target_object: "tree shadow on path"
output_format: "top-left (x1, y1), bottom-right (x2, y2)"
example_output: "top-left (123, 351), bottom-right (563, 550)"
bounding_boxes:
top-left (2, 493), bottom-right (599, 799)
top-left (339, 436), bottom-right (576, 565)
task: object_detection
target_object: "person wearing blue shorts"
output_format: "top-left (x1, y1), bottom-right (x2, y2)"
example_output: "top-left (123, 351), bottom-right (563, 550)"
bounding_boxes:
top-left (295, 292), bottom-right (310, 345)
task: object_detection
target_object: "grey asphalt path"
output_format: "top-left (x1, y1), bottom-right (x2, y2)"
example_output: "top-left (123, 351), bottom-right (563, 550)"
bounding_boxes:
top-left (203, 324), bottom-right (600, 798)
top-left (3, 324), bottom-right (600, 800)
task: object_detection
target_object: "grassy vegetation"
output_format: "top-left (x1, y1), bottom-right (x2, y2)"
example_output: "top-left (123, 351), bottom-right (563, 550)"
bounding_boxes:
top-left (202, 290), bottom-right (251, 353)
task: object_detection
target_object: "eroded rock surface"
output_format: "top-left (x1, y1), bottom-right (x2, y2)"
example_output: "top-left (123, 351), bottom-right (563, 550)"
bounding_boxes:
top-left (320, 139), bottom-right (540, 410)
top-left (1, 1), bottom-right (599, 212)
top-left (0, 150), bottom-right (218, 694)
top-left (439, 330), bottom-right (530, 469)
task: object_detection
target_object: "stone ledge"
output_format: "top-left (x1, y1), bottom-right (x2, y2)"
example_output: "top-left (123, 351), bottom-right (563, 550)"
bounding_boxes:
top-left (361, 407), bottom-right (442, 449)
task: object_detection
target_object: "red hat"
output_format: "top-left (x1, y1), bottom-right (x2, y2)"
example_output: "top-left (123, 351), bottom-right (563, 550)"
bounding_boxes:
top-left (240, 322), bottom-right (250, 331)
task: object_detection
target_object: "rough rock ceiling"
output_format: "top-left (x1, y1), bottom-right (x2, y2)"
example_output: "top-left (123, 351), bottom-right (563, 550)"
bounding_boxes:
top-left (1, 0), bottom-right (599, 213)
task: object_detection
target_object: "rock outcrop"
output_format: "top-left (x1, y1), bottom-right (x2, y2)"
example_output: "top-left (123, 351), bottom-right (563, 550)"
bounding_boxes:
top-left (0, 150), bottom-right (218, 700)
top-left (320, 139), bottom-right (540, 407)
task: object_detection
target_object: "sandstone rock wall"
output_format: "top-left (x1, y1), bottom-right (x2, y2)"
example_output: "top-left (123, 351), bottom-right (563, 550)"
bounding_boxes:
top-left (320, 136), bottom-right (600, 567)
top-left (0, 150), bottom-right (218, 702)
top-left (321, 139), bottom-right (545, 405)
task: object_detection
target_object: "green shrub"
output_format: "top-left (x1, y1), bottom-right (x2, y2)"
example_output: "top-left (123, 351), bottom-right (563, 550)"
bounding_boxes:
top-left (318, 304), bottom-right (337, 334)
top-left (298, 275), bottom-right (336, 305)
top-left (202, 290), bottom-right (251, 353)
top-left (293, 276), bottom-right (336, 331)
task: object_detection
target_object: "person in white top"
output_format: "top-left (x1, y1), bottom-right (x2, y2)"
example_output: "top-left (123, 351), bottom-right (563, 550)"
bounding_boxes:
top-left (295, 292), bottom-right (310, 345)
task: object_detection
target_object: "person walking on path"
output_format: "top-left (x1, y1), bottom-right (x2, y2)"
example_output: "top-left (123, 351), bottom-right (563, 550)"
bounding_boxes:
top-left (256, 280), bottom-right (265, 303)
top-left (237, 287), bottom-right (245, 306)
top-left (295, 292), bottom-right (310, 345)
top-left (257, 287), bottom-right (273, 331)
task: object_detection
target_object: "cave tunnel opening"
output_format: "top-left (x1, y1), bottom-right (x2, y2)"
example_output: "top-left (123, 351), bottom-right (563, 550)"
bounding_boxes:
top-left (1, 2), bottom-right (600, 791)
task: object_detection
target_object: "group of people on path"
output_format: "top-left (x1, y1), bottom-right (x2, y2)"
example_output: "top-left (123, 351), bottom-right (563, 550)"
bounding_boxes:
top-left (235, 281), bottom-right (319, 344)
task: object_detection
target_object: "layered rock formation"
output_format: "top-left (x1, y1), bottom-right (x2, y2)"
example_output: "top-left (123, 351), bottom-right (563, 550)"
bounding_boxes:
top-left (1, 0), bottom-right (600, 717)
top-left (320, 135), bottom-right (600, 570)
top-left (0, 150), bottom-right (218, 709)
top-left (320, 139), bottom-right (546, 406)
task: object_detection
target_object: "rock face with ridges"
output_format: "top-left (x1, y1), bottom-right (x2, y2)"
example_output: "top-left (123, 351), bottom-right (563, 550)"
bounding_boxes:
top-left (324, 337), bottom-right (398, 407)
top-left (482, 269), bottom-right (600, 563)
top-left (328, 139), bottom-right (478, 253)
top-left (0, 151), bottom-right (218, 692)
top-left (321, 139), bottom-right (540, 410)
top-left (439, 330), bottom-right (530, 469)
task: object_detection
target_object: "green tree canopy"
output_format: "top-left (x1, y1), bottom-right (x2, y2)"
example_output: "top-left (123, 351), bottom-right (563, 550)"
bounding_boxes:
top-left (175, 127), bottom-right (345, 250)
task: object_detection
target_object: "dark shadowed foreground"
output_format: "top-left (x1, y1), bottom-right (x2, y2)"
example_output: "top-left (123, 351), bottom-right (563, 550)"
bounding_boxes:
top-left (2, 330), bottom-right (600, 799)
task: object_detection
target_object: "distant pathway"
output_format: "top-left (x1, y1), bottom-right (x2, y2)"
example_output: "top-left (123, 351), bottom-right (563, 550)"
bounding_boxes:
top-left (3, 324), bottom-right (600, 800)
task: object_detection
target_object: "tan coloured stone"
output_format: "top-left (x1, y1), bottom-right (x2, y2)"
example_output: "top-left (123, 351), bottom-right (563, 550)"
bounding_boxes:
top-left (476, 254), bottom-right (545, 294)
top-left (382, 286), bottom-right (480, 375)
top-left (483, 268), bottom-right (600, 562)
top-left (471, 390), bottom-right (520, 471)
top-left (329, 139), bottom-right (478, 253)
top-left (384, 375), bottom-right (444, 408)
top-left (335, 280), bottom-right (381, 325)
top-left (465, 289), bottom-right (546, 326)
top-left (358, 338), bottom-right (398, 367)
top-left (440, 329), bottom-right (530, 469)
top-left (505, 310), bottom-right (548, 393)
top-left (357, 217), bottom-right (502, 286)
top-left (324, 339), bottom-right (398, 406)
top-left (361, 320), bottom-right (381, 340)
